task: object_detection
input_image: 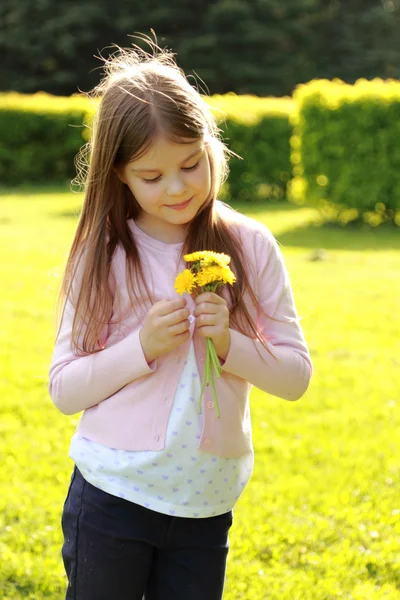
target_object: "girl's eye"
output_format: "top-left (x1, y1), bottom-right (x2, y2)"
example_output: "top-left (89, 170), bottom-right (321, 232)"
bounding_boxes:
top-left (182, 160), bottom-right (200, 172)
top-left (142, 175), bottom-right (161, 184)
top-left (142, 160), bottom-right (200, 184)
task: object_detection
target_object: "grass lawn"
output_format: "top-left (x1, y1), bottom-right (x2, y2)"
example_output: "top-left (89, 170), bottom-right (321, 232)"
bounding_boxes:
top-left (0, 187), bottom-right (399, 599)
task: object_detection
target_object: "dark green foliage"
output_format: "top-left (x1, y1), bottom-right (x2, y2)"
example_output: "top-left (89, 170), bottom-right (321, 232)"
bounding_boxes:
top-left (1, 1), bottom-right (400, 97)
top-left (221, 116), bottom-right (292, 202)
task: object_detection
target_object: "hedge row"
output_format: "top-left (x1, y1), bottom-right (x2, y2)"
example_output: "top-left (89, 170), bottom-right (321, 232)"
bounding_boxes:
top-left (2, 83), bottom-right (400, 224)
top-left (289, 78), bottom-right (400, 225)
top-left (0, 93), bottom-right (92, 185)
top-left (0, 91), bottom-right (293, 203)
top-left (211, 94), bottom-right (293, 203)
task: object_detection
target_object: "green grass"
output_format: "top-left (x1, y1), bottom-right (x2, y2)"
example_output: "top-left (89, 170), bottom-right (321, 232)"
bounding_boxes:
top-left (0, 188), bottom-right (399, 599)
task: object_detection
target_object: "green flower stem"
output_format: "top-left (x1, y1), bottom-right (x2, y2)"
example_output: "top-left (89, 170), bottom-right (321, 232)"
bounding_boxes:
top-left (196, 284), bottom-right (224, 417)
top-left (198, 339), bottom-right (211, 414)
top-left (206, 343), bottom-right (212, 387)
top-left (208, 338), bottom-right (222, 378)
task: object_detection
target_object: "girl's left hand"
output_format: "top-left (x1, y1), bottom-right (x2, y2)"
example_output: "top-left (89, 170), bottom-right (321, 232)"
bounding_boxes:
top-left (193, 292), bottom-right (230, 360)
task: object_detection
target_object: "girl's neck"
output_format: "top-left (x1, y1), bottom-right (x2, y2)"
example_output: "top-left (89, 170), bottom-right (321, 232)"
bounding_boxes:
top-left (134, 217), bottom-right (187, 245)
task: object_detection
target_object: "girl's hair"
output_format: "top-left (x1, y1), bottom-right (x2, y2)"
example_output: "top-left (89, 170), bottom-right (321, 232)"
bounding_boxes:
top-left (58, 37), bottom-right (277, 359)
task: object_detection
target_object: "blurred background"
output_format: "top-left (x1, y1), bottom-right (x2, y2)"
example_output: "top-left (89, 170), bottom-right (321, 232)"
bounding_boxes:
top-left (1, 0), bottom-right (400, 97)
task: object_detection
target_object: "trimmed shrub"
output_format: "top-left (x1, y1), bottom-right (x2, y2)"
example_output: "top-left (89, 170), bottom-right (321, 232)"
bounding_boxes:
top-left (0, 92), bottom-right (93, 186)
top-left (0, 92), bottom-right (293, 202)
top-left (289, 78), bottom-right (400, 226)
top-left (207, 94), bottom-right (294, 202)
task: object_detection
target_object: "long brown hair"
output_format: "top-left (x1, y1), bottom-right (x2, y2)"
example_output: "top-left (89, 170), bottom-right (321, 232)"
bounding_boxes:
top-left (57, 38), bottom-right (278, 360)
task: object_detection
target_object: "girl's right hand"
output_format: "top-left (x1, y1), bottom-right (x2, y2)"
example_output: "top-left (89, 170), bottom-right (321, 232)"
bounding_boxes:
top-left (139, 298), bottom-right (191, 363)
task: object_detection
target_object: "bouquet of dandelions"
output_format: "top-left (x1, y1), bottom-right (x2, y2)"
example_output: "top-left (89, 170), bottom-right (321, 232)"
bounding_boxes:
top-left (174, 251), bottom-right (236, 418)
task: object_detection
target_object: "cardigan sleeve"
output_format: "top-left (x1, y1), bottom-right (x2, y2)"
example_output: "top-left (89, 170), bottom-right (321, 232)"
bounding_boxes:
top-left (48, 253), bottom-right (156, 416)
top-left (221, 227), bottom-right (313, 401)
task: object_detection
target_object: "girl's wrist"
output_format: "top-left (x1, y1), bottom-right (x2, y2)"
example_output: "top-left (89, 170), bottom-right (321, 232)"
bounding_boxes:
top-left (139, 328), bottom-right (156, 364)
top-left (214, 330), bottom-right (231, 362)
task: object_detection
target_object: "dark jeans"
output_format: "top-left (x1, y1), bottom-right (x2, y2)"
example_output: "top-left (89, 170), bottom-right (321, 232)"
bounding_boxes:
top-left (61, 466), bottom-right (233, 600)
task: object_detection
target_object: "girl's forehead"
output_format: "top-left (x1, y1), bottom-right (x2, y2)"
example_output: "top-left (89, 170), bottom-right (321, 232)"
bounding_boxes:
top-left (130, 136), bottom-right (204, 165)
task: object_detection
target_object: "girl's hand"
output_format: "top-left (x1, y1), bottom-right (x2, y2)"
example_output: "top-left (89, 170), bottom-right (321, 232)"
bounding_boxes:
top-left (140, 298), bottom-right (191, 363)
top-left (193, 292), bottom-right (230, 360)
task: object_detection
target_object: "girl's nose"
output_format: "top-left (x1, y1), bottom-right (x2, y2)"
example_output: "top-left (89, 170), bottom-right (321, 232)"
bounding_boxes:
top-left (166, 176), bottom-right (187, 197)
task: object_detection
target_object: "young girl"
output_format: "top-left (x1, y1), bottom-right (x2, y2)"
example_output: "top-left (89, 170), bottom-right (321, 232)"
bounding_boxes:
top-left (49, 41), bottom-right (313, 600)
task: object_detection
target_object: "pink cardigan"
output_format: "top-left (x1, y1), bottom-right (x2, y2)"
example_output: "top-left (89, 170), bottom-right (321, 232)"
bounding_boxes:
top-left (48, 202), bottom-right (313, 458)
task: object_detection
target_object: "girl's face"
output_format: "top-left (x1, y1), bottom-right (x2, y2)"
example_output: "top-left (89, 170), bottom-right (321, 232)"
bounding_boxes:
top-left (118, 135), bottom-right (211, 243)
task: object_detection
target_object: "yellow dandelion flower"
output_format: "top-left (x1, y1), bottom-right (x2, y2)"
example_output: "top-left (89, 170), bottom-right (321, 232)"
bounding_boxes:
top-left (201, 252), bottom-right (231, 267)
top-left (174, 269), bottom-right (197, 295)
top-left (184, 251), bottom-right (231, 267)
top-left (196, 266), bottom-right (221, 287)
top-left (184, 251), bottom-right (209, 263)
top-left (196, 265), bottom-right (236, 287)
top-left (218, 264), bottom-right (236, 285)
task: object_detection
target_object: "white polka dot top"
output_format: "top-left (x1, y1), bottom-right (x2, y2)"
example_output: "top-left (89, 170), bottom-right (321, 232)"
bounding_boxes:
top-left (69, 340), bottom-right (253, 518)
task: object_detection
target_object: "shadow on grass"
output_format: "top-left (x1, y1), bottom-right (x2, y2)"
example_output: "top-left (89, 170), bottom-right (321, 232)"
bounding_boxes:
top-left (229, 199), bottom-right (400, 251)
top-left (53, 209), bottom-right (82, 219)
top-left (228, 199), bottom-right (296, 214)
top-left (0, 181), bottom-right (72, 196)
top-left (1, 185), bottom-right (399, 251)
top-left (277, 221), bottom-right (400, 251)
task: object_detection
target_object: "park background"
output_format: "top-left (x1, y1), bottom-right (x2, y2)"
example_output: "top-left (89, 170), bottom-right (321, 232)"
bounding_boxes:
top-left (0, 0), bottom-right (399, 598)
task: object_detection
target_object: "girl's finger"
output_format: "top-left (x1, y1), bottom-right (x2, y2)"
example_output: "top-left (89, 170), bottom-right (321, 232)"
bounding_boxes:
top-left (196, 325), bottom-right (217, 338)
top-left (194, 302), bottom-right (226, 316)
top-left (195, 292), bottom-right (226, 305)
top-left (196, 313), bottom-right (218, 327)
top-left (169, 319), bottom-right (191, 335)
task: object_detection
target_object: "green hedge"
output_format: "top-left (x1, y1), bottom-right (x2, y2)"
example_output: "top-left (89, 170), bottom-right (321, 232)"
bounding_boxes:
top-left (0, 93), bottom-right (92, 186)
top-left (289, 78), bottom-right (400, 225)
top-left (207, 94), bottom-right (293, 202)
top-left (0, 92), bottom-right (293, 202)
top-left (3, 85), bottom-right (400, 225)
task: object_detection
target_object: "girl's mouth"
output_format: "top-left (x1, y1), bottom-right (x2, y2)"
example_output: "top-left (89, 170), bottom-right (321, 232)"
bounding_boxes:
top-left (167, 197), bottom-right (193, 210)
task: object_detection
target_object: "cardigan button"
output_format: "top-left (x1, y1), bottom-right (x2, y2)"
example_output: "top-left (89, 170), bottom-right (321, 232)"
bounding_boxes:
top-left (206, 401), bottom-right (214, 410)
top-left (200, 357), bottom-right (205, 363)
top-left (202, 438), bottom-right (211, 448)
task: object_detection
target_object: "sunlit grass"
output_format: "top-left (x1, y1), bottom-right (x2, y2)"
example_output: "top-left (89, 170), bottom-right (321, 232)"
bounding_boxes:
top-left (0, 189), bottom-right (399, 599)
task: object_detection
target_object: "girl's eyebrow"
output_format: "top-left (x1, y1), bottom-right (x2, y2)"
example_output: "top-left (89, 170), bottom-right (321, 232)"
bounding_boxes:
top-left (131, 147), bottom-right (203, 173)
